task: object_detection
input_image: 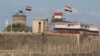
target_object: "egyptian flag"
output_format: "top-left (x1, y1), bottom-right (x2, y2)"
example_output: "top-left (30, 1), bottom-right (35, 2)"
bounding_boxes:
top-left (65, 5), bottom-right (72, 12)
top-left (26, 5), bottom-right (32, 11)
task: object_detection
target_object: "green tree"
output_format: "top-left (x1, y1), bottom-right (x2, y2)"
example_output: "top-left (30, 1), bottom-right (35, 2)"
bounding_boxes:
top-left (4, 23), bottom-right (32, 32)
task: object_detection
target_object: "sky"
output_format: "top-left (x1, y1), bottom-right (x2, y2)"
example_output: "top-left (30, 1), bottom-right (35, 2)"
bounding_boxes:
top-left (0, 0), bottom-right (100, 31)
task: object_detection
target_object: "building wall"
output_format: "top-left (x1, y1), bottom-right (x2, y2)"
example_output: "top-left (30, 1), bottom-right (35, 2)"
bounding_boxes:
top-left (54, 22), bottom-right (81, 29)
top-left (89, 25), bottom-right (99, 31)
top-left (12, 11), bottom-right (26, 25)
top-left (12, 15), bottom-right (26, 25)
top-left (89, 28), bottom-right (99, 31)
top-left (54, 24), bottom-right (81, 29)
top-left (32, 19), bottom-right (47, 33)
top-left (53, 21), bottom-right (99, 37)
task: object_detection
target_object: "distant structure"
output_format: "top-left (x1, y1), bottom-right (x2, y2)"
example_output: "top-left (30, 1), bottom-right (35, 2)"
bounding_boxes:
top-left (51, 11), bottom-right (99, 37)
top-left (12, 11), bottom-right (26, 25)
top-left (52, 21), bottom-right (99, 36)
top-left (5, 19), bottom-right (9, 28)
top-left (52, 11), bottom-right (63, 22)
top-left (32, 18), bottom-right (48, 33)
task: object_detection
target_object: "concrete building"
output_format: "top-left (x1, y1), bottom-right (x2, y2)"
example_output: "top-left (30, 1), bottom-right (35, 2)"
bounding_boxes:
top-left (52, 21), bottom-right (99, 36)
top-left (12, 11), bottom-right (26, 25)
top-left (32, 18), bottom-right (48, 33)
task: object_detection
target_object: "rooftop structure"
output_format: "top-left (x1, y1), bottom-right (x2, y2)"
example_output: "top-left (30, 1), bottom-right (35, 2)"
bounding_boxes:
top-left (52, 21), bottom-right (99, 36)
top-left (12, 11), bottom-right (26, 25)
top-left (52, 11), bottom-right (63, 22)
top-left (32, 18), bottom-right (48, 33)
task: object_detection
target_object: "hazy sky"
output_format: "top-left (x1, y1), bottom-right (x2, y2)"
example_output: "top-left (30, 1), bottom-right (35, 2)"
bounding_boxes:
top-left (0, 0), bottom-right (100, 30)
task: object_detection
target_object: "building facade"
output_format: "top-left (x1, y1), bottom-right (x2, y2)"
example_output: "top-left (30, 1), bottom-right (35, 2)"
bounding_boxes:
top-left (12, 11), bottom-right (26, 25)
top-left (52, 21), bottom-right (99, 36)
top-left (32, 18), bottom-right (48, 33)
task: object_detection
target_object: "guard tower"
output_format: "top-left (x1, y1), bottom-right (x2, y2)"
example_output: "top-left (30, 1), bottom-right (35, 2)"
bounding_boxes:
top-left (12, 11), bottom-right (26, 25)
top-left (32, 18), bottom-right (48, 33)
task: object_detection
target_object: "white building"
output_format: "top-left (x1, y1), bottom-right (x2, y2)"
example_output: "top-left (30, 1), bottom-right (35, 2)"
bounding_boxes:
top-left (53, 21), bottom-right (99, 36)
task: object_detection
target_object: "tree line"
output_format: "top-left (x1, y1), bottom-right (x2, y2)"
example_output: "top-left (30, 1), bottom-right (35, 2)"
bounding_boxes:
top-left (4, 23), bottom-right (32, 32)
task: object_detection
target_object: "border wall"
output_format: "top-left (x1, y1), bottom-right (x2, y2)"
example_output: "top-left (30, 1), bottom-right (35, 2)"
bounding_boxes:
top-left (0, 32), bottom-right (99, 56)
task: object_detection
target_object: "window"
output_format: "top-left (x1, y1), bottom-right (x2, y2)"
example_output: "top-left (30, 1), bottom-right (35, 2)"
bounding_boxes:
top-left (68, 24), bottom-right (70, 27)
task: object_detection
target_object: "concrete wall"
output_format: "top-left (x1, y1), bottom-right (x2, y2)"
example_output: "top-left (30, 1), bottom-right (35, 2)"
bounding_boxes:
top-left (0, 32), bottom-right (99, 56)
top-left (54, 22), bottom-right (81, 29)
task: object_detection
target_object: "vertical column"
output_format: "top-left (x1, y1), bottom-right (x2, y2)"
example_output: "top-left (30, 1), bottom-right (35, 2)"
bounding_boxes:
top-left (77, 34), bottom-right (80, 45)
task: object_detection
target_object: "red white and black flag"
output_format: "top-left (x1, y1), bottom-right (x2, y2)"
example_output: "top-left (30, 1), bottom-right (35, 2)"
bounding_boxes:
top-left (26, 5), bottom-right (32, 11)
top-left (65, 5), bottom-right (72, 12)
